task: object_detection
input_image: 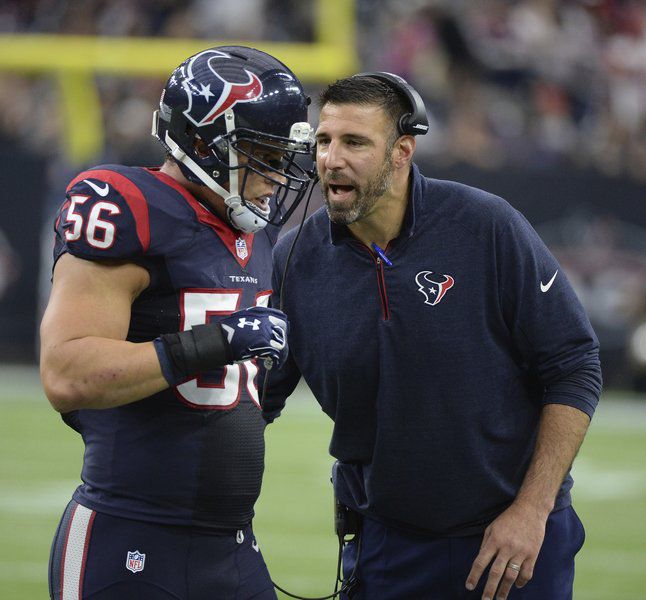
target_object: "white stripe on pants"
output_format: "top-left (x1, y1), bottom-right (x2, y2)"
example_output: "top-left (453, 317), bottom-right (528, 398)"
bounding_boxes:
top-left (61, 503), bottom-right (95, 600)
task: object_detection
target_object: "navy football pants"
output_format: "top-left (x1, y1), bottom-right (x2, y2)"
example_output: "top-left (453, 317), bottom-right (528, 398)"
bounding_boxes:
top-left (49, 500), bottom-right (276, 600)
top-left (341, 505), bottom-right (585, 600)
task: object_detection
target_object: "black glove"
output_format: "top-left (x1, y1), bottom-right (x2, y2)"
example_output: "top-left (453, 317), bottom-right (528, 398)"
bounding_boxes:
top-left (154, 306), bottom-right (289, 386)
top-left (220, 307), bottom-right (289, 368)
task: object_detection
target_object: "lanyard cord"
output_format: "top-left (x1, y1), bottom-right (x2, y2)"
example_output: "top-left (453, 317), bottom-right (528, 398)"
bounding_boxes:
top-left (272, 531), bottom-right (362, 600)
top-left (258, 177), bottom-right (362, 599)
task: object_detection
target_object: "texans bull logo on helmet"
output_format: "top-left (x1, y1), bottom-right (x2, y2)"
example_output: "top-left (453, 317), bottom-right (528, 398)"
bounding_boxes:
top-left (180, 50), bottom-right (264, 127)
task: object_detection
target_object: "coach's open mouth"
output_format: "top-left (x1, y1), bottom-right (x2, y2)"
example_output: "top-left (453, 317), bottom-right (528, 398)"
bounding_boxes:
top-left (329, 184), bottom-right (356, 200)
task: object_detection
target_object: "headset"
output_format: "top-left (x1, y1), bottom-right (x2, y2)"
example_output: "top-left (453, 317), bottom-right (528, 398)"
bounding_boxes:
top-left (353, 71), bottom-right (429, 136)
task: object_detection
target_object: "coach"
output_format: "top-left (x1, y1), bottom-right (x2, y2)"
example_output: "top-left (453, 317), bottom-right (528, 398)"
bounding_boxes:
top-left (264, 73), bottom-right (601, 600)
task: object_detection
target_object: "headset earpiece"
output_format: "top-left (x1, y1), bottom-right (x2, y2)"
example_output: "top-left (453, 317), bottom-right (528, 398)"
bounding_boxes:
top-left (354, 71), bottom-right (429, 136)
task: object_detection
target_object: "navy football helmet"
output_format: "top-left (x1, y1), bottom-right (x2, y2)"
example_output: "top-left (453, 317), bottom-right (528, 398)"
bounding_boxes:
top-left (152, 46), bottom-right (314, 233)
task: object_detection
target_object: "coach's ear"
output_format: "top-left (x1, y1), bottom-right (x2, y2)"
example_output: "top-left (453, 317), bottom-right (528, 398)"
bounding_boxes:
top-left (392, 135), bottom-right (416, 169)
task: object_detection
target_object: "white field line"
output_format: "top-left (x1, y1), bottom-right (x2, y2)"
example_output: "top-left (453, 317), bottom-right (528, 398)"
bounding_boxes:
top-left (578, 549), bottom-right (646, 573)
top-left (0, 562), bottom-right (44, 582)
top-left (572, 460), bottom-right (646, 501)
top-left (574, 590), bottom-right (646, 600)
top-left (2, 365), bottom-right (646, 424)
top-left (0, 481), bottom-right (78, 515)
top-left (591, 398), bottom-right (646, 431)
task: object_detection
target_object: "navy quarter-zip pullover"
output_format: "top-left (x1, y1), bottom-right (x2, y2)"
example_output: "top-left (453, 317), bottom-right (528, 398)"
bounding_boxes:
top-left (265, 163), bottom-right (601, 536)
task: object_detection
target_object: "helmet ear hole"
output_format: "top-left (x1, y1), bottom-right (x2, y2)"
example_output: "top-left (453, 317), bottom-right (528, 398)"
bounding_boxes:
top-left (193, 137), bottom-right (210, 159)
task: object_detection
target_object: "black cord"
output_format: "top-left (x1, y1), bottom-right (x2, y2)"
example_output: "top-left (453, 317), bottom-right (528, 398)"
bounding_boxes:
top-left (257, 177), bottom-right (362, 599)
top-left (272, 532), bottom-right (362, 600)
top-left (279, 176), bottom-right (318, 312)
top-left (258, 177), bottom-right (317, 410)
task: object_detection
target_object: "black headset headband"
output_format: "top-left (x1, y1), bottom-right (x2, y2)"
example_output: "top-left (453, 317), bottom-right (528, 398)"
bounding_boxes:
top-left (354, 71), bottom-right (429, 136)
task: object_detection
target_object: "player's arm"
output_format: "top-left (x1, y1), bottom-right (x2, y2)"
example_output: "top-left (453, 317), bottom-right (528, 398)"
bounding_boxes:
top-left (41, 252), bottom-right (291, 412)
top-left (43, 172), bottom-right (291, 413)
top-left (40, 253), bottom-right (166, 412)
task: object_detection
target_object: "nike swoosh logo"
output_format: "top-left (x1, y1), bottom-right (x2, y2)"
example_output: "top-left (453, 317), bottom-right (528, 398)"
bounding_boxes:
top-left (540, 270), bottom-right (558, 293)
top-left (84, 179), bottom-right (110, 197)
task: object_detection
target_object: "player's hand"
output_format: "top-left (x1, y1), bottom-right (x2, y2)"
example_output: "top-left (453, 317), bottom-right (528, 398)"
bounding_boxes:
top-left (220, 307), bottom-right (289, 369)
top-left (465, 500), bottom-right (548, 600)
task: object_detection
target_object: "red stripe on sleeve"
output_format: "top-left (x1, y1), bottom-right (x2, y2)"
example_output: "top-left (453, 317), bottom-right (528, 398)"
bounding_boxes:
top-left (68, 169), bottom-right (151, 253)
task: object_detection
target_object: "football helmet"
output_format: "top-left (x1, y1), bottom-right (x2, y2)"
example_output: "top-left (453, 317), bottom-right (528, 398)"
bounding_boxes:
top-left (152, 46), bottom-right (314, 233)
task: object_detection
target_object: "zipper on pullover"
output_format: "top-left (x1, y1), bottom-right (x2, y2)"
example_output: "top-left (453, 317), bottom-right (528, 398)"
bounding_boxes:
top-left (374, 256), bottom-right (390, 321)
top-left (354, 242), bottom-right (392, 320)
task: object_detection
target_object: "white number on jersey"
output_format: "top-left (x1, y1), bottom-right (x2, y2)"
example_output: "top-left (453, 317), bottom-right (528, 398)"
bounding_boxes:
top-left (175, 289), bottom-right (271, 409)
top-left (64, 194), bottom-right (120, 249)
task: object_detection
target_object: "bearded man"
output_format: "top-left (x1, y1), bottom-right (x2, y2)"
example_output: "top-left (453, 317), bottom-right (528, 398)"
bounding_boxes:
top-left (263, 73), bottom-right (601, 600)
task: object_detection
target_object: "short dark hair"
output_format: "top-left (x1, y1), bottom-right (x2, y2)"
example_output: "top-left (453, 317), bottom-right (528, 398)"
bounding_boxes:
top-left (318, 76), bottom-right (409, 146)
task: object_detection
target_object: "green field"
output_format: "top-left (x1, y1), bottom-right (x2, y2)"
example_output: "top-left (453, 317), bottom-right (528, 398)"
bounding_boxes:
top-left (1, 367), bottom-right (645, 599)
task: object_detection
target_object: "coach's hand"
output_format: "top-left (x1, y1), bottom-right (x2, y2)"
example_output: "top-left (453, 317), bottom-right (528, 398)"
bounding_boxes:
top-left (465, 500), bottom-right (548, 600)
top-left (220, 307), bottom-right (289, 369)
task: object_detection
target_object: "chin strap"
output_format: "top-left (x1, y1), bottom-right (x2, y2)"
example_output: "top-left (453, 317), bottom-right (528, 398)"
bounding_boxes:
top-left (155, 108), bottom-right (268, 234)
top-left (225, 201), bottom-right (268, 234)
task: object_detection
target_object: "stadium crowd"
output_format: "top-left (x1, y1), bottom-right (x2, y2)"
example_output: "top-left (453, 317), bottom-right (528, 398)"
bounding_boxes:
top-left (0, 0), bottom-right (645, 181)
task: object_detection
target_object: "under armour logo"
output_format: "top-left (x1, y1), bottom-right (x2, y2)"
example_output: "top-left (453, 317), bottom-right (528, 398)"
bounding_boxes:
top-left (237, 318), bottom-right (260, 330)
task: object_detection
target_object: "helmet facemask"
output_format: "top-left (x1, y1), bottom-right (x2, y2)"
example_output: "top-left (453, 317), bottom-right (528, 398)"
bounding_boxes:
top-left (222, 124), bottom-right (314, 231)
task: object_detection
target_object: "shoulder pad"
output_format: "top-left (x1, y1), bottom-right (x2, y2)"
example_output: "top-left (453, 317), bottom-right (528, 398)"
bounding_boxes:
top-left (55, 168), bottom-right (151, 261)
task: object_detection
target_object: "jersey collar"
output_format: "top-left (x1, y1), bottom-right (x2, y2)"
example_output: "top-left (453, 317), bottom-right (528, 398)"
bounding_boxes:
top-left (146, 168), bottom-right (254, 268)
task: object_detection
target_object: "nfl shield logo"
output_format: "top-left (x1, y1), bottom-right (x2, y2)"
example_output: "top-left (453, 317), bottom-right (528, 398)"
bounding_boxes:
top-left (126, 550), bottom-right (145, 573)
top-left (235, 237), bottom-right (248, 260)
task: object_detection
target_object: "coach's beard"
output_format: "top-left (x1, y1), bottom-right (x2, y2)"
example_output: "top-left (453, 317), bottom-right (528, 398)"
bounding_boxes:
top-left (323, 157), bottom-right (394, 225)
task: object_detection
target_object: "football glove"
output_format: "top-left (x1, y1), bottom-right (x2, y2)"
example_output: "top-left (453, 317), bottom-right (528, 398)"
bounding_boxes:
top-left (220, 307), bottom-right (289, 369)
top-left (154, 306), bottom-right (289, 386)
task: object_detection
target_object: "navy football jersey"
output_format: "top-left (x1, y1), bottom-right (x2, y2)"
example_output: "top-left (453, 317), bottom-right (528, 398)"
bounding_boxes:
top-left (53, 164), bottom-right (275, 530)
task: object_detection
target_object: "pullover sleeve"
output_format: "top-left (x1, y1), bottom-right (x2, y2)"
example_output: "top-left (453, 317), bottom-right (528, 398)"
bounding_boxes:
top-left (262, 352), bottom-right (302, 423)
top-left (543, 360), bottom-right (602, 418)
top-left (261, 246), bottom-right (302, 423)
top-left (498, 210), bottom-right (602, 418)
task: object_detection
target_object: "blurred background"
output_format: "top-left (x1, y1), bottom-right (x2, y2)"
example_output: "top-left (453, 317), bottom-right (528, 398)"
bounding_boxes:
top-left (0, 0), bottom-right (645, 598)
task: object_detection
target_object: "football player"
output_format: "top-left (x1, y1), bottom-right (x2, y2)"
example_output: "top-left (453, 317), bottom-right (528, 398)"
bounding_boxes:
top-left (40, 46), bottom-right (313, 600)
